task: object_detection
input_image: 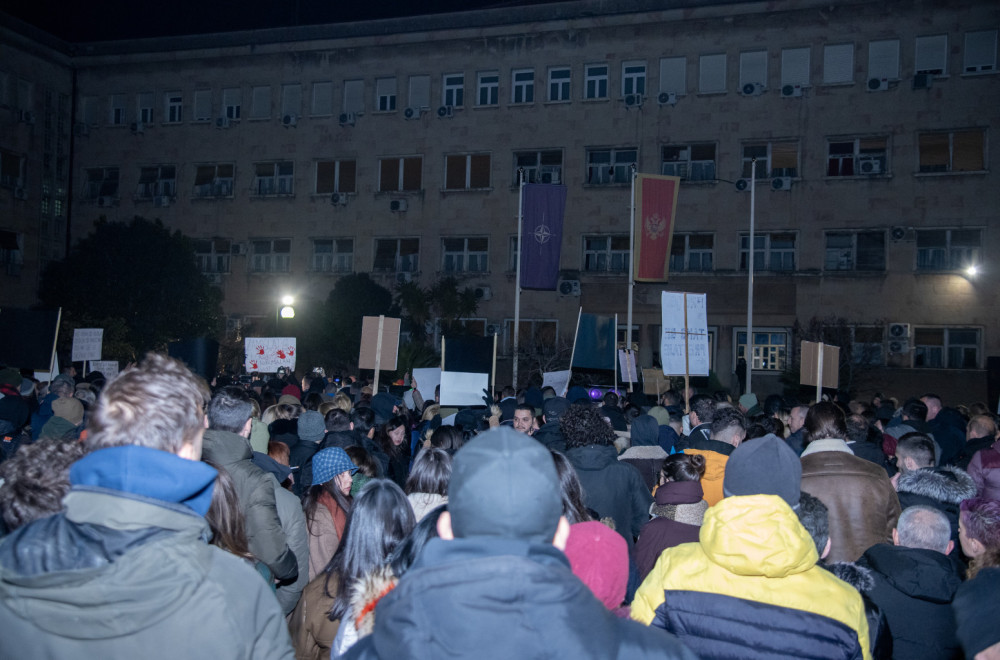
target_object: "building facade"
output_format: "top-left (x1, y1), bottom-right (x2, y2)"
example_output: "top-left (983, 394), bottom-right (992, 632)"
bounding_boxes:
top-left (2, 0), bottom-right (998, 401)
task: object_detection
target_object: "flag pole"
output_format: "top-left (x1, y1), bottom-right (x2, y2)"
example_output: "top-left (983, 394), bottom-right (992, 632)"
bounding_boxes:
top-left (627, 164), bottom-right (637, 358)
top-left (746, 158), bottom-right (756, 397)
top-left (614, 314), bottom-right (619, 397)
top-left (513, 169), bottom-right (525, 389)
top-left (566, 306), bottom-right (583, 396)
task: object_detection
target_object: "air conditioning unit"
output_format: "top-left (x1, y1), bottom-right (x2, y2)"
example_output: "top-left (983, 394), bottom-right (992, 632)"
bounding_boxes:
top-left (888, 339), bottom-right (910, 355)
top-left (624, 93), bottom-right (643, 107)
top-left (281, 113), bottom-right (298, 127)
top-left (390, 199), bottom-right (408, 212)
top-left (558, 278), bottom-right (581, 296)
top-left (331, 192), bottom-right (348, 205)
top-left (741, 82), bottom-right (765, 97)
top-left (657, 92), bottom-right (677, 106)
top-left (888, 323), bottom-right (911, 339)
top-left (735, 178), bottom-right (753, 192)
top-left (890, 226), bottom-right (913, 242)
top-left (230, 242), bottom-right (248, 256)
top-left (18, 110), bottom-right (35, 124)
top-left (73, 122), bottom-right (90, 137)
top-left (486, 323), bottom-right (501, 336)
top-left (338, 112), bottom-right (356, 126)
top-left (204, 272), bottom-right (223, 285)
top-left (13, 187), bottom-right (27, 200)
top-left (858, 158), bottom-right (883, 175)
top-left (474, 286), bottom-right (492, 301)
top-left (539, 167), bottom-right (561, 184)
top-left (403, 106), bottom-right (422, 120)
top-left (130, 121), bottom-right (144, 134)
top-left (215, 117), bottom-right (231, 128)
top-left (396, 272), bottom-right (413, 284)
top-left (225, 316), bottom-right (242, 334)
top-left (780, 84), bottom-right (803, 98)
top-left (771, 176), bottom-right (793, 191)
top-left (437, 105), bottom-right (453, 118)
top-left (97, 196), bottom-right (117, 207)
top-left (912, 73), bottom-right (933, 90)
top-left (867, 77), bottom-right (890, 92)
top-left (153, 195), bottom-right (171, 208)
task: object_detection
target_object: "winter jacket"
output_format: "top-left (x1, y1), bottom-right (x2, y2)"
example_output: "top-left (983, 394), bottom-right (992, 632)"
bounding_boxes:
top-left (966, 441), bottom-right (1000, 499)
top-left (632, 494), bottom-right (872, 660)
top-left (306, 499), bottom-right (343, 580)
top-left (0, 446), bottom-right (294, 659)
top-left (566, 444), bottom-right (652, 543)
top-left (683, 436), bottom-right (734, 506)
top-left (857, 543), bottom-right (964, 660)
top-left (826, 562), bottom-right (894, 660)
top-left (951, 435), bottom-right (993, 471)
top-left (289, 571), bottom-right (341, 660)
top-left (407, 492), bottom-right (447, 521)
top-left (342, 536), bottom-right (698, 660)
top-left (895, 466), bottom-right (977, 555)
top-left (201, 428), bottom-right (299, 581)
top-left (801, 440), bottom-right (901, 563)
top-left (618, 445), bottom-right (668, 492)
top-left (928, 409), bottom-right (967, 467)
top-left (274, 484), bottom-right (310, 615)
top-left (28, 391), bottom-right (58, 440)
top-left (532, 421), bottom-right (566, 453)
top-left (952, 567), bottom-right (1000, 659)
top-left (634, 480), bottom-right (706, 580)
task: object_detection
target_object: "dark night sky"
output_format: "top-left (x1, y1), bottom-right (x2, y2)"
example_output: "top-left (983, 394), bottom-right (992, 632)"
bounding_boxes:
top-left (4, 0), bottom-right (570, 42)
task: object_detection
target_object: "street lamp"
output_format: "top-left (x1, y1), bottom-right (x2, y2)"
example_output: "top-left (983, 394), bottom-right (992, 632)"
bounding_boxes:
top-left (279, 295), bottom-right (295, 319)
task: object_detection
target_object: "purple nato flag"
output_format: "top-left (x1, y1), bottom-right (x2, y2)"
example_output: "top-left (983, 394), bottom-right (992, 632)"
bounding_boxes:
top-left (520, 183), bottom-right (567, 290)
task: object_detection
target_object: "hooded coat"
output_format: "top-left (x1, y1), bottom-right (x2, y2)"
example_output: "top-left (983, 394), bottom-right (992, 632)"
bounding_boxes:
top-left (966, 440), bottom-right (1000, 500)
top-left (632, 494), bottom-right (872, 660)
top-left (566, 444), bottom-right (652, 544)
top-left (618, 415), bottom-right (668, 491)
top-left (683, 436), bottom-right (734, 507)
top-left (0, 446), bottom-right (294, 659)
top-left (634, 480), bottom-right (706, 580)
top-left (895, 466), bottom-right (977, 554)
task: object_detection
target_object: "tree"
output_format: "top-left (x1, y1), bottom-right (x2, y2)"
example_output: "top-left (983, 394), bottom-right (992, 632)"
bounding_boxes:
top-left (38, 217), bottom-right (222, 356)
top-left (394, 276), bottom-right (479, 345)
top-left (319, 273), bottom-right (396, 371)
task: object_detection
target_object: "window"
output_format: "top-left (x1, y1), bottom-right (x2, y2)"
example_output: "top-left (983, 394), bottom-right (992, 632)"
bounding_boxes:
top-left (740, 232), bottom-right (796, 271)
top-left (0, 149), bottom-right (25, 188)
top-left (915, 35), bottom-right (948, 75)
top-left (659, 56), bottom-right (686, 95)
top-left (376, 78), bottom-right (397, 112)
top-left (914, 328), bottom-right (980, 369)
top-left (699, 53), bottom-right (727, 92)
top-left (250, 86), bottom-right (271, 119)
top-left (312, 82), bottom-right (334, 116)
top-left (918, 130), bottom-right (985, 173)
top-left (502, 318), bottom-right (558, 355)
top-left (135, 165), bottom-right (176, 199)
top-left (742, 141), bottom-right (799, 178)
top-left (137, 92), bottom-right (154, 124)
top-left (824, 231), bottom-right (885, 271)
top-left (193, 164), bottom-right (235, 198)
top-left (826, 137), bottom-right (888, 176)
top-left (442, 74), bottom-right (464, 107)
top-left (109, 94), bottom-right (127, 125)
top-left (511, 69), bottom-right (534, 103)
top-left (823, 43), bottom-right (855, 83)
top-left (80, 96), bottom-right (99, 125)
top-left (781, 47), bottom-right (810, 87)
top-left (508, 236), bottom-right (519, 271)
top-left (586, 148), bottom-right (636, 184)
top-left (222, 88), bottom-right (242, 120)
top-left (851, 326), bottom-right (885, 366)
top-left (281, 84), bottom-right (301, 118)
top-left (583, 235), bottom-right (630, 272)
top-left (622, 61), bottom-right (646, 96)
top-left (916, 229), bottom-right (981, 271)
top-left (379, 156), bottom-right (422, 192)
top-left (374, 238), bottom-right (419, 272)
top-left (442, 237), bottom-right (489, 272)
top-left (514, 150), bottom-right (563, 184)
top-left (736, 330), bottom-right (788, 371)
top-left (964, 30), bottom-right (997, 73)
top-left (669, 234), bottom-right (714, 272)
top-left (408, 75), bottom-right (430, 108)
top-left (315, 160), bottom-right (357, 194)
top-left (250, 239), bottom-right (291, 273)
top-left (193, 90), bottom-right (212, 121)
top-left (548, 67), bottom-right (571, 102)
top-left (195, 238), bottom-right (231, 273)
top-left (661, 143), bottom-right (716, 181)
top-left (584, 64), bottom-right (608, 99)
top-left (84, 167), bottom-right (119, 199)
top-left (445, 154), bottom-right (491, 190)
top-left (343, 80), bottom-right (364, 114)
top-left (0, 230), bottom-right (23, 276)
top-left (253, 162), bottom-right (294, 196)
top-left (869, 39), bottom-right (900, 81)
top-left (311, 239), bottom-right (353, 273)
top-left (739, 50), bottom-right (768, 90)
top-left (477, 71), bottom-right (499, 106)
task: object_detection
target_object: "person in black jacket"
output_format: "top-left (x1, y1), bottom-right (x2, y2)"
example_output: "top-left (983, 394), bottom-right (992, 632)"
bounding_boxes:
top-left (342, 427), bottom-right (696, 660)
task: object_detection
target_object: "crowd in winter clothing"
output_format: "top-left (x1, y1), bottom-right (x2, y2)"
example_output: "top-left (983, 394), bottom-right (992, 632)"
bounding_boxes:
top-left (1, 360), bottom-right (1000, 660)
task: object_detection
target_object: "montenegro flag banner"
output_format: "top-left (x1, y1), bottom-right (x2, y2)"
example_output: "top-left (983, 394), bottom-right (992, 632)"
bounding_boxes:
top-left (633, 173), bottom-right (680, 282)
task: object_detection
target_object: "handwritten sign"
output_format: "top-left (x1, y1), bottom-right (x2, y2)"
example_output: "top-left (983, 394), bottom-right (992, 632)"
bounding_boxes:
top-left (661, 292), bottom-right (709, 376)
top-left (72, 328), bottom-right (103, 362)
top-left (244, 337), bottom-right (297, 373)
top-left (542, 370), bottom-right (571, 396)
top-left (90, 360), bottom-right (119, 380)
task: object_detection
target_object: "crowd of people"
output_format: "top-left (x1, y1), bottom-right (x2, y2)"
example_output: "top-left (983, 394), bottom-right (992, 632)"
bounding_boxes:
top-left (0, 359), bottom-right (998, 659)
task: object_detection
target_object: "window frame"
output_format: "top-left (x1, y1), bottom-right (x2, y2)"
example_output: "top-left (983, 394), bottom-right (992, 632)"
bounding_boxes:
top-left (741, 140), bottom-right (799, 179)
top-left (963, 30), bottom-right (998, 74)
top-left (375, 77), bottom-right (397, 112)
top-left (547, 67), bottom-right (571, 102)
top-left (378, 156), bottom-right (423, 193)
top-left (501, 318), bottom-right (559, 356)
top-left (734, 327), bottom-right (789, 372)
top-left (373, 237), bottom-right (420, 273)
top-left (698, 53), bottom-right (728, 93)
top-left (477, 71), bottom-right (500, 107)
top-left (660, 143), bottom-right (717, 182)
top-left (513, 149), bottom-right (563, 185)
top-left (194, 238), bottom-right (232, 274)
top-left (669, 233), bottom-right (714, 272)
top-left (315, 159), bottom-right (357, 195)
top-left (915, 228), bottom-right (982, 271)
top-left (825, 136), bottom-right (889, 177)
top-left (311, 238), bottom-right (354, 273)
top-left (442, 73), bottom-right (464, 107)
top-left (621, 61), bottom-right (647, 97)
top-left (913, 327), bottom-right (981, 369)
top-left (193, 163), bottom-right (235, 198)
top-left (222, 88), bottom-right (242, 120)
top-left (585, 147), bottom-right (637, 185)
top-left (252, 161), bottom-right (295, 197)
top-left (823, 230), bottom-right (886, 271)
top-left (582, 235), bottom-right (631, 273)
top-left (135, 165), bottom-right (177, 199)
top-left (511, 68), bottom-right (535, 104)
top-left (84, 166), bottom-right (120, 200)
top-left (441, 236), bottom-right (490, 273)
top-left (584, 63), bottom-right (609, 99)
top-left (917, 129), bottom-right (986, 174)
top-left (739, 232), bottom-right (797, 271)
top-left (249, 238), bottom-right (292, 273)
top-left (444, 153), bottom-right (491, 191)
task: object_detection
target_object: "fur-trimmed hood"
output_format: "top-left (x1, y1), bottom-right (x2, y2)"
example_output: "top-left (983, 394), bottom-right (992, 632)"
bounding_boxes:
top-left (349, 565), bottom-right (398, 638)
top-left (896, 466), bottom-right (977, 504)
top-left (825, 561), bottom-right (876, 593)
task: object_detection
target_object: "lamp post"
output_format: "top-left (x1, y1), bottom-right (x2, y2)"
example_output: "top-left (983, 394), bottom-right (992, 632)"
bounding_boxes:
top-left (275, 295), bottom-right (295, 335)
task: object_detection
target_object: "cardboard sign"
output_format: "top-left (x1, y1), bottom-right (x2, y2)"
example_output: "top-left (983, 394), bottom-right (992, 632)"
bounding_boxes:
top-left (618, 350), bottom-right (638, 383)
top-left (72, 328), bottom-right (103, 362)
top-left (245, 337), bottom-right (297, 373)
top-left (359, 316), bottom-right (401, 371)
top-left (800, 341), bottom-right (840, 389)
top-left (660, 292), bottom-right (709, 376)
top-left (642, 368), bottom-right (670, 396)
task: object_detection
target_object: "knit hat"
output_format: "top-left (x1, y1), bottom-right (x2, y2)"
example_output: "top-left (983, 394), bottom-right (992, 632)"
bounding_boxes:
top-left (563, 521), bottom-right (629, 611)
top-left (277, 394), bottom-right (300, 406)
top-left (281, 384), bottom-right (302, 401)
top-left (297, 410), bottom-right (326, 442)
top-left (722, 433), bottom-right (801, 507)
top-left (311, 447), bottom-right (358, 486)
top-left (448, 426), bottom-right (562, 543)
top-left (566, 385), bottom-right (590, 404)
top-left (739, 393), bottom-right (758, 411)
top-left (52, 397), bottom-right (85, 426)
top-left (647, 405), bottom-right (671, 427)
top-left (0, 368), bottom-right (22, 388)
top-left (51, 374), bottom-right (75, 391)
top-left (542, 397), bottom-right (570, 422)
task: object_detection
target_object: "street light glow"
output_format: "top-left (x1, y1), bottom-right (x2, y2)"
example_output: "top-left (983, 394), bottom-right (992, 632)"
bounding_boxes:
top-left (966, 264), bottom-right (979, 277)
top-left (279, 305), bottom-right (295, 319)
top-left (281, 295), bottom-right (295, 305)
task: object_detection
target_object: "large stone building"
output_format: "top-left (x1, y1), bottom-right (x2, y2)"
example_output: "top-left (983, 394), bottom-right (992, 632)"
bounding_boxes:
top-left (1, 0), bottom-right (998, 401)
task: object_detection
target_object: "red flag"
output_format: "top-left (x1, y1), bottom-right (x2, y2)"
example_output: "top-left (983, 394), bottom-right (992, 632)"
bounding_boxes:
top-left (634, 174), bottom-right (680, 282)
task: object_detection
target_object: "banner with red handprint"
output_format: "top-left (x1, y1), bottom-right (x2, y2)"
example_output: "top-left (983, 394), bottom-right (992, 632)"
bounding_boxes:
top-left (244, 337), bottom-right (297, 373)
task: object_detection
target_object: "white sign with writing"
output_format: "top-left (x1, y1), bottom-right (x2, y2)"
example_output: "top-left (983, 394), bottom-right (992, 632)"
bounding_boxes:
top-left (72, 328), bottom-right (104, 362)
top-left (542, 370), bottom-right (572, 397)
top-left (90, 360), bottom-right (120, 380)
top-left (661, 292), bottom-right (709, 376)
top-left (244, 337), bottom-right (297, 373)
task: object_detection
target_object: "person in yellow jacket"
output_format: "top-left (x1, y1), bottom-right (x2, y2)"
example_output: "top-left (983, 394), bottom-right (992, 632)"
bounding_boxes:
top-left (633, 436), bottom-right (871, 660)
top-left (683, 406), bottom-right (745, 506)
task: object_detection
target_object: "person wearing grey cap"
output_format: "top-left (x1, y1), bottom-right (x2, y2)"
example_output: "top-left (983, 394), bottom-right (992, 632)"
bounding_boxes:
top-left (343, 427), bottom-right (696, 660)
top-left (29, 373), bottom-right (75, 441)
top-left (633, 434), bottom-right (873, 660)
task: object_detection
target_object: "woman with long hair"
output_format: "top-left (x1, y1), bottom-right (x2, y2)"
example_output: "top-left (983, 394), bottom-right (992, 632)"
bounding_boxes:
top-left (375, 415), bottom-right (411, 489)
top-left (303, 447), bottom-right (357, 580)
top-left (550, 450), bottom-right (592, 525)
top-left (404, 447), bottom-right (451, 521)
top-left (202, 459), bottom-right (273, 587)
